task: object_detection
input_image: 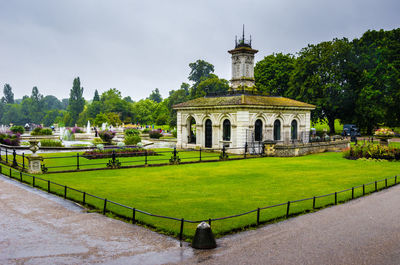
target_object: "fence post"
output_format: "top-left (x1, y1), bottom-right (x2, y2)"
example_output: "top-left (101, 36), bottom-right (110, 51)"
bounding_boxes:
top-left (82, 192), bottom-right (86, 204)
top-left (199, 148), bottom-right (202, 162)
top-left (363, 184), bottom-right (365, 195)
top-left (47, 180), bottom-right (50, 192)
top-left (145, 150), bottom-right (148, 165)
top-left (132, 208), bottom-right (136, 224)
top-left (32, 176), bottom-right (35, 187)
top-left (375, 181), bottom-right (377, 192)
top-left (286, 201), bottom-right (290, 218)
top-left (22, 153), bottom-right (25, 169)
top-left (208, 218), bottom-right (211, 227)
top-left (335, 192), bottom-right (337, 205)
top-left (396, 176), bottom-right (397, 184)
top-left (385, 178), bottom-right (387, 188)
top-left (257, 208), bottom-right (260, 225)
top-left (64, 186), bottom-right (67, 199)
top-left (244, 143), bottom-right (247, 159)
top-left (76, 153), bottom-right (80, 170)
top-left (179, 218), bottom-right (184, 246)
top-left (313, 196), bottom-right (316, 209)
top-left (0, 147), bottom-right (2, 161)
top-left (6, 149), bottom-right (8, 163)
top-left (112, 150), bottom-right (116, 165)
top-left (352, 187), bottom-right (354, 199)
top-left (0, 165), bottom-right (2, 174)
top-left (9, 168), bottom-right (11, 177)
top-left (19, 172), bottom-right (22, 182)
top-left (103, 199), bottom-right (107, 215)
top-left (12, 149), bottom-right (18, 167)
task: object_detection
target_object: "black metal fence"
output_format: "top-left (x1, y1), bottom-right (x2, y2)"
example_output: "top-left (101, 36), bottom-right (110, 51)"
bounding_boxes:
top-left (0, 144), bottom-right (260, 173)
top-left (0, 164), bottom-right (398, 243)
top-left (0, 146), bottom-right (29, 170)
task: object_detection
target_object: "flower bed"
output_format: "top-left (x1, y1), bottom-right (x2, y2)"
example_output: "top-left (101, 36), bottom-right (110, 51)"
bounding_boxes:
top-left (0, 132), bottom-right (21, 146)
top-left (82, 148), bottom-right (157, 159)
top-left (343, 143), bottom-right (400, 161)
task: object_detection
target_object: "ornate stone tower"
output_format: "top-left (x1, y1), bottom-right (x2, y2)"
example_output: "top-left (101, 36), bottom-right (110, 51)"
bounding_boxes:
top-left (228, 25), bottom-right (258, 91)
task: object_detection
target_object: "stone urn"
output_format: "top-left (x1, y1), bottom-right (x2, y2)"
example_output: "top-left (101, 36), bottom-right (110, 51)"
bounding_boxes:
top-left (29, 140), bottom-right (40, 156)
top-left (28, 140), bottom-right (43, 174)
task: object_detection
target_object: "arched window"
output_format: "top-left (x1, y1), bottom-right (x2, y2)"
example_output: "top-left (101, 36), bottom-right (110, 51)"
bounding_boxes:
top-left (205, 119), bottom-right (212, 148)
top-left (222, 119), bottom-right (231, 141)
top-left (255, 119), bottom-right (263, 141)
top-left (274, 119), bottom-right (281, 141)
top-left (291, 120), bottom-right (298, 140)
top-left (187, 117), bottom-right (196, 143)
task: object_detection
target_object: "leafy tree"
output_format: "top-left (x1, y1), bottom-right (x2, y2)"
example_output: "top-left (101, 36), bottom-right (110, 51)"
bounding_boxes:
top-left (100, 88), bottom-right (132, 122)
top-left (123, 96), bottom-right (133, 103)
top-left (2, 84), bottom-right (14, 104)
top-left (188, 60), bottom-right (215, 98)
top-left (195, 74), bottom-right (229, 98)
top-left (93, 113), bottom-right (109, 126)
top-left (288, 38), bottom-right (354, 134)
top-left (254, 53), bottom-right (296, 96)
top-left (42, 110), bottom-right (63, 126)
top-left (93, 89), bottom-right (100, 102)
top-left (148, 88), bottom-right (163, 103)
top-left (42, 95), bottom-right (63, 110)
top-left (166, 83), bottom-right (190, 127)
top-left (105, 112), bottom-right (122, 126)
top-left (67, 77), bottom-right (85, 126)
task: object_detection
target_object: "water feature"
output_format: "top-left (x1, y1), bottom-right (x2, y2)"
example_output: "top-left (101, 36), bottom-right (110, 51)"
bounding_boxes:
top-left (86, 121), bottom-right (91, 134)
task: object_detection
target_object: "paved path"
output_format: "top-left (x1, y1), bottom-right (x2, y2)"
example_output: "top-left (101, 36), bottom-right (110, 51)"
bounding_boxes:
top-left (0, 176), bottom-right (193, 265)
top-left (183, 183), bottom-right (400, 265)
top-left (2, 174), bottom-right (400, 265)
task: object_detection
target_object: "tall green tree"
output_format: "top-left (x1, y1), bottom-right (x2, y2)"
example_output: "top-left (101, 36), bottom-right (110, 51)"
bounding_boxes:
top-left (288, 38), bottom-right (355, 134)
top-left (2, 84), bottom-right (14, 104)
top-left (188, 60), bottom-right (215, 98)
top-left (93, 89), bottom-right (100, 102)
top-left (254, 53), bottom-right (296, 96)
top-left (148, 88), bottom-right (163, 103)
top-left (67, 77), bottom-right (85, 126)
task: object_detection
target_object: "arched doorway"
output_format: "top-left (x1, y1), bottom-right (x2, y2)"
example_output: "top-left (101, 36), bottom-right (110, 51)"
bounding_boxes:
top-left (255, 119), bottom-right (263, 141)
top-left (273, 119), bottom-right (281, 141)
top-left (291, 120), bottom-right (298, 140)
top-left (188, 117), bottom-right (196, 143)
top-left (222, 119), bottom-right (231, 141)
top-left (205, 119), bottom-right (212, 148)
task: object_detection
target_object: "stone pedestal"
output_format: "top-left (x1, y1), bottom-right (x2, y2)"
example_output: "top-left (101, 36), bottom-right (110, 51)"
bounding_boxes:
top-left (27, 156), bottom-right (43, 174)
top-left (192, 222), bottom-right (217, 249)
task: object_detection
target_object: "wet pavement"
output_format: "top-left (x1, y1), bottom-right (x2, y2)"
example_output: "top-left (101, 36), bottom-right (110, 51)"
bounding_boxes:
top-left (0, 176), bottom-right (193, 265)
top-left (2, 173), bottom-right (400, 264)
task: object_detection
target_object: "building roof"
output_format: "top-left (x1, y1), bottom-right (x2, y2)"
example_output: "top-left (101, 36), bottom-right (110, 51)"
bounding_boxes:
top-left (173, 94), bottom-right (316, 110)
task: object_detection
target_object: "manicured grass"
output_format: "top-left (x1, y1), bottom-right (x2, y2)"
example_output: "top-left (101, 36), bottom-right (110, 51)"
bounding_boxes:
top-left (12, 151), bottom-right (397, 239)
top-left (34, 148), bottom-right (238, 172)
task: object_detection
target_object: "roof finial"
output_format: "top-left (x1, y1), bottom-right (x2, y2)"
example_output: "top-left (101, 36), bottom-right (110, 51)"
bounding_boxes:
top-left (242, 24), bottom-right (245, 41)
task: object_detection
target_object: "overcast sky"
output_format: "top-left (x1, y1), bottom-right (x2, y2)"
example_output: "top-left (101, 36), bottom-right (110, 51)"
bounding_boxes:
top-left (0, 0), bottom-right (398, 101)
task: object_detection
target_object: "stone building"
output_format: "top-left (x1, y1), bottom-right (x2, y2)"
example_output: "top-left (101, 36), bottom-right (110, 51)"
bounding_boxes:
top-left (174, 30), bottom-right (315, 153)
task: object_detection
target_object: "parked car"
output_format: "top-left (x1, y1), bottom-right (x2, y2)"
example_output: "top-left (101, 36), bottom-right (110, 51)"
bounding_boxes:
top-left (342, 124), bottom-right (361, 137)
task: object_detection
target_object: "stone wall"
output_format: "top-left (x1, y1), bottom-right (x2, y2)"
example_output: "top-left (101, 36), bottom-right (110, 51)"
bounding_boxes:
top-left (273, 140), bottom-right (349, 157)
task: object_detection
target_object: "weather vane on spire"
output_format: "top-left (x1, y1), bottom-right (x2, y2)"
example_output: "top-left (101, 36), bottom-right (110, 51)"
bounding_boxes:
top-left (235, 24), bottom-right (252, 48)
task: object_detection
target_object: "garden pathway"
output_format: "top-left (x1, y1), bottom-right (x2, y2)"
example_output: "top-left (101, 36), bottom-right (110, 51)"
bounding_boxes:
top-left (2, 173), bottom-right (400, 264)
top-left (0, 175), bottom-right (193, 265)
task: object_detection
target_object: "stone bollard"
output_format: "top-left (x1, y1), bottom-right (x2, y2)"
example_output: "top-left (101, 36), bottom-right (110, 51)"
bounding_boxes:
top-left (192, 222), bottom-right (217, 249)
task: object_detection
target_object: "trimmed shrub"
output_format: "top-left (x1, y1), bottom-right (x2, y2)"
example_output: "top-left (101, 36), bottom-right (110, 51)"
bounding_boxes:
top-left (0, 132), bottom-right (21, 146)
top-left (99, 130), bottom-right (116, 144)
top-left (31, 127), bottom-right (53, 135)
top-left (40, 139), bottom-right (63, 147)
top-left (124, 135), bottom-right (141, 145)
top-left (124, 128), bottom-right (140, 136)
top-left (142, 128), bottom-right (150, 134)
top-left (10, 126), bottom-right (25, 134)
top-left (92, 137), bottom-right (104, 144)
top-left (149, 130), bottom-right (162, 139)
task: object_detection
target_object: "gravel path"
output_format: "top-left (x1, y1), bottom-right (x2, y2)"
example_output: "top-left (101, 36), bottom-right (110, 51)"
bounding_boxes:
top-left (2, 173), bottom-right (400, 265)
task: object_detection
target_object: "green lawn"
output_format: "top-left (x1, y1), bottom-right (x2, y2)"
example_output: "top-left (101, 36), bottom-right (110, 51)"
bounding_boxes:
top-left (4, 151), bottom-right (398, 239)
top-left (33, 148), bottom-right (241, 172)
